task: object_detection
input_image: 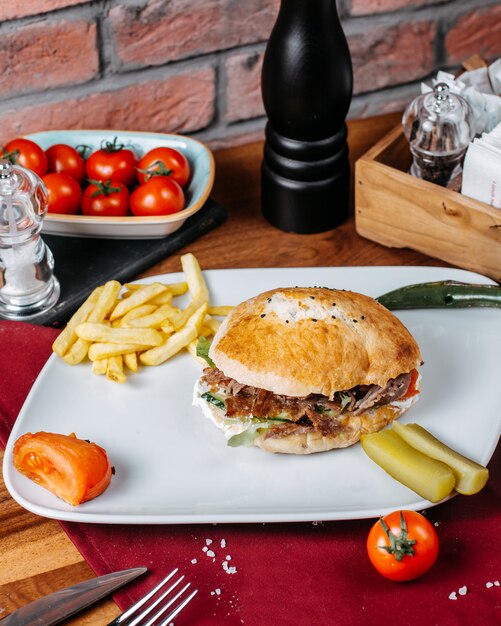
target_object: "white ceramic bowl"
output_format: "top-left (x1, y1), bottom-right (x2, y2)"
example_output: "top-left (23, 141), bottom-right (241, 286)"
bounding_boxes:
top-left (25, 130), bottom-right (215, 239)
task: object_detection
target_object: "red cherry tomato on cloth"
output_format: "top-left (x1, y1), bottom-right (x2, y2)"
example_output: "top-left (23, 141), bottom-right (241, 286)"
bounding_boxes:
top-left (82, 179), bottom-right (130, 217)
top-left (85, 137), bottom-right (137, 187)
top-left (46, 144), bottom-right (85, 183)
top-left (130, 176), bottom-right (185, 217)
top-left (2, 138), bottom-right (48, 177)
top-left (43, 172), bottom-right (82, 215)
top-left (137, 147), bottom-right (191, 187)
top-left (367, 510), bottom-right (439, 581)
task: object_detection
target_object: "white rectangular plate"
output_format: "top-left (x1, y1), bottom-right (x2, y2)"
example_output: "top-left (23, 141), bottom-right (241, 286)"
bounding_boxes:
top-left (4, 266), bottom-right (501, 524)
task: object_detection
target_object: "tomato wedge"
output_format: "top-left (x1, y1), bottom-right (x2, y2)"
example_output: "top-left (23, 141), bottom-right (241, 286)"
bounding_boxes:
top-left (13, 432), bottom-right (112, 506)
top-left (400, 368), bottom-right (420, 400)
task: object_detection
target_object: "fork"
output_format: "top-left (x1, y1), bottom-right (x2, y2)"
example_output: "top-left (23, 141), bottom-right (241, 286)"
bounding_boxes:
top-left (107, 568), bottom-right (198, 626)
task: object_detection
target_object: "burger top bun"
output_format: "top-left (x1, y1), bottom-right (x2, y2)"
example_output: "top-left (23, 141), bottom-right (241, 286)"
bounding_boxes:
top-left (209, 287), bottom-right (422, 399)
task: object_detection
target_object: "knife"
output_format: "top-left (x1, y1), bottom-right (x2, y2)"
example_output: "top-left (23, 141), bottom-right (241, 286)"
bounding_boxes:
top-left (0, 567), bottom-right (147, 626)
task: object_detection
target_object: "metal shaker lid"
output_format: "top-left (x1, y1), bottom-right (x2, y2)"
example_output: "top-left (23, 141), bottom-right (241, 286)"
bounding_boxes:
top-left (0, 158), bottom-right (49, 235)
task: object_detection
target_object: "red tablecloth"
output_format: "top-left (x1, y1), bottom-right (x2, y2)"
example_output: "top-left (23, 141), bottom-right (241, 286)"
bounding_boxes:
top-left (1, 320), bottom-right (500, 626)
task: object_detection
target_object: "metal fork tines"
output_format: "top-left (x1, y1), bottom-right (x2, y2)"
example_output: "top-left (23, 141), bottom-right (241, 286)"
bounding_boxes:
top-left (107, 568), bottom-right (198, 626)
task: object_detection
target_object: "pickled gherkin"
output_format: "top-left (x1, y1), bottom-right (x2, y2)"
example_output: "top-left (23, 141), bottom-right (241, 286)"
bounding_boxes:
top-left (392, 422), bottom-right (489, 495)
top-left (361, 429), bottom-right (456, 502)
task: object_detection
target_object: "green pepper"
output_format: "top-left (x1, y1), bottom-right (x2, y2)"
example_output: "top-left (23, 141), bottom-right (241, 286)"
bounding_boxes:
top-left (377, 280), bottom-right (501, 310)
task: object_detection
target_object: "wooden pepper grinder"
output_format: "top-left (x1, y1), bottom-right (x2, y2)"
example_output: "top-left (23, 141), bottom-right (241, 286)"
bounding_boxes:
top-left (261, 0), bottom-right (353, 233)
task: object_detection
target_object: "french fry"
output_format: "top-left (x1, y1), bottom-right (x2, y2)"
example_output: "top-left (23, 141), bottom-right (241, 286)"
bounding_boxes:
top-left (158, 305), bottom-right (186, 330)
top-left (199, 325), bottom-right (214, 337)
top-left (110, 283), bottom-right (168, 320)
top-left (88, 342), bottom-right (151, 361)
top-left (208, 306), bottom-right (233, 316)
top-left (64, 281), bottom-right (123, 363)
top-left (89, 280), bottom-right (122, 322)
top-left (181, 253), bottom-right (209, 303)
top-left (107, 355), bottom-right (126, 384)
top-left (92, 358), bottom-right (108, 375)
top-left (166, 282), bottom-right (189, 296)
top-left (140, 303), bottom-right (208, 366)
top-left (149, 291), bottom-right (173, 306)
top-left (126, 304), bottom-right (175, 329)
top-left (203, 314), bottom-right (221, 335)
top-left (52, 286), bottom-right (103, 357)
top-left (62, 337), bottom-right (92, 365)
top-left (124, 281), bottom-right (188, 296)
top-left (119, 304), bottom-right (157, 326)
top-left (123, 352), bottom-right (138, 372)
top-left (160, 321), bottom-right (175, 334)
top-left (75, 322), bottom-right (164, 346)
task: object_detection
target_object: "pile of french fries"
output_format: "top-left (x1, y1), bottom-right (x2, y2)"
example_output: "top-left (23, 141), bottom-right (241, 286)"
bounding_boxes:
top-left (52, 253), bottom-right (232, 383)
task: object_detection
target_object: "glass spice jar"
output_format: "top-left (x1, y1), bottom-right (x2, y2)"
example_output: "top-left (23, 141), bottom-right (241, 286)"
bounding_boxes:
top-left (402, 82), bottom-right (475, 187)
top-left (0, 159), bottom-right (59, 319)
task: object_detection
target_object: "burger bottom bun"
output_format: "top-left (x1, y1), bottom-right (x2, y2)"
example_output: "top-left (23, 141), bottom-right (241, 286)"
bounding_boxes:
top-left (193, 380), bottom-right (419, 455)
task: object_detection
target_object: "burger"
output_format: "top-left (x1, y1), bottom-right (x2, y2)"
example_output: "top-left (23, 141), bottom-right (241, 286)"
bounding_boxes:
top-left (193, 287), bottom-right (423, 454)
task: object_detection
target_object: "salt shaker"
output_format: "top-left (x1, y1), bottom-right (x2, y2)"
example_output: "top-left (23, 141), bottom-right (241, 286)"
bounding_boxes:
top-left (402, 82), bottom-right (475, 187)
top-left (0, 159), bottom-right (59, 319)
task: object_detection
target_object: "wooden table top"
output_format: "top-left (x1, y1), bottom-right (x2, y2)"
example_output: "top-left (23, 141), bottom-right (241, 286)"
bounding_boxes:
top-left (0, 112), bottom-right (449, 624)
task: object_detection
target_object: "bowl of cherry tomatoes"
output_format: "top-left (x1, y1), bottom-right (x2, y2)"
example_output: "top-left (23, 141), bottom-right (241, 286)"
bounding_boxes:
top-left (4, 130), bottom-right (215, 239)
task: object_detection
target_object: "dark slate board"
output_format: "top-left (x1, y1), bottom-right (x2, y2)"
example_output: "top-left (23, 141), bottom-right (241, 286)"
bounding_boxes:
top-left (29, 198), bottom-right (227, 327)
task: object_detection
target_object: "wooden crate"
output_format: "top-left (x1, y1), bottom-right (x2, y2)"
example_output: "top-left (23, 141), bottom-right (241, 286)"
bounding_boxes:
top-left (354, 124), bottom-right (501, 283)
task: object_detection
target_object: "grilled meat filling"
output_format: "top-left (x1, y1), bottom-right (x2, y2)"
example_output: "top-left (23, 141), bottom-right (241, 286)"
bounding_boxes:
top-left (200, 368), bottom-right (412, 438)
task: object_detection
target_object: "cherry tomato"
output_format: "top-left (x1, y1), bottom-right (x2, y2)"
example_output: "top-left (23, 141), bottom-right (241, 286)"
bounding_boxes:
top-left (43, 172), bottom-right (82, 215)
top-left (85, 137), bottom-right (137, 187)
top-left (130, 176), bottom-right (185, 217)
top-left (2, 138), bottom-right (48, 177)
top-left (82, 179), bottom-right (130, 217)
top-left (367, 510), bottom-right (439, 581)
top-left (46, 144), bottom-right (85, 183)
top-left (137, 147), bottom-right (190, 187)
top-left (13, 431), bottom-right (112, 506)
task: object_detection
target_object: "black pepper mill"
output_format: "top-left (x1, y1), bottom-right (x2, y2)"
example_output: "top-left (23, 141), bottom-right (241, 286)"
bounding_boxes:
top-left (261, 0), bottom-right (353, 233)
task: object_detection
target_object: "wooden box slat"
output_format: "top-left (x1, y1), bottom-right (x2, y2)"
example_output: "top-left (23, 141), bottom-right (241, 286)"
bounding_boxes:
top-left (354, 125), bottom-right (501, 283)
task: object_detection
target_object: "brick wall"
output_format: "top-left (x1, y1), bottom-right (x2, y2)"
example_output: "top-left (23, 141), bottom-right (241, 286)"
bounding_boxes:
top-left (0, 0), bottom-right (499, 148)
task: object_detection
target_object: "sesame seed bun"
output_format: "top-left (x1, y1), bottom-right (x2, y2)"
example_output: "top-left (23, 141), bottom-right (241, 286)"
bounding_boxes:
top-left (209, 287), bottom-right (422, 399)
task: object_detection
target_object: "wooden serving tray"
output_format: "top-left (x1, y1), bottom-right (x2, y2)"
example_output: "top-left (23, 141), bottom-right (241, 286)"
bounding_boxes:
top-left (354, 124), bottom-right (501, 283)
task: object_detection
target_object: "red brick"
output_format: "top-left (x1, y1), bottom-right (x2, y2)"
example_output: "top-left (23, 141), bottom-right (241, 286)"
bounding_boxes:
top-left (0, 68), bottom-right (216, 145)
top-left (350, 0), bottom-right (442, 15)
top-left (223, 21), bottom-right (436, 121)
top-left (225, 52), bottom-right (265, 122)
top-left (208, 127), bottom-right (265, 151)
top-left (349, 20), bottom-right (436, 95)
top-left (109, 0), bottom-right (279, 69)
top-left (0, 20), bottom-right (98, 99)
top-left (350, 89), bottom-right (417, 119)
top-left (446, 5), bottom-right (501, 65)
top-left (0, 1), bottom-right (87, 21)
